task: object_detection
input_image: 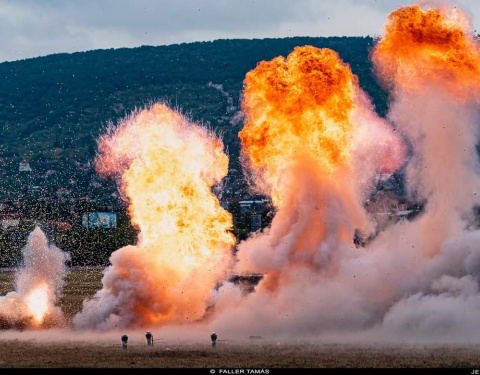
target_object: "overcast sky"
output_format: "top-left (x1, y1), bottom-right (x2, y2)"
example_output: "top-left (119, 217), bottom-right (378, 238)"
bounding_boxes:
top-left (1, 0), bottom-right (480, 63)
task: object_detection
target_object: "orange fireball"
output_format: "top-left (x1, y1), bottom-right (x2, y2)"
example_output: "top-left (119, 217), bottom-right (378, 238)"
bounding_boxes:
top-left (372, 5), bottom-right (480, 100)
top-left (25, 284), bottom-right (49, 325)
top-left (239, 46), bottom-right (357, 206)
top-left (76, 103), bottom-right (234, 328)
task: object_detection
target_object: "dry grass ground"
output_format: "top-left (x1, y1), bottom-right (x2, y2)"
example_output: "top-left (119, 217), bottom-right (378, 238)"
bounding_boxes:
top-left (0, 270), bottom-right (15, 293)
top-left (58, 270), bottom-right (103, 322)
top-left (0, 340), bottom-right (479, 368)
top-left (1, 270), bottom-right (480, 368)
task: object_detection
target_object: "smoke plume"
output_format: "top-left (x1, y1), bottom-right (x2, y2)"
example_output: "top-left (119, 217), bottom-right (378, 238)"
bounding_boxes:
top-left (367, 3), bottom-right (480, 340)
top-left (210, 46), bottom-right (406, 337)
top-left (208, 4), bottom-right (480, 342)
top-left (0, 227), bottom-right (70, 330)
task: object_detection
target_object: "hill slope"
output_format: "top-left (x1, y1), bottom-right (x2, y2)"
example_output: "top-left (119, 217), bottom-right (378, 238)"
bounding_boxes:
top-left (0, 36), bottom-right (387, 199)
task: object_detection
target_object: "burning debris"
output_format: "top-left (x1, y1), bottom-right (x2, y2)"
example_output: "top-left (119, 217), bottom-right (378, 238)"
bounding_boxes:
top-left (0, 227), bottom-right (70, 330)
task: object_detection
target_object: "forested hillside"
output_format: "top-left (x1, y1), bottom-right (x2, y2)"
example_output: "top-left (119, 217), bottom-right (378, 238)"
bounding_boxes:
top-left (0, 37), bottom-right (394, 266)
top-left (0, 36), bottom-right (387, 198)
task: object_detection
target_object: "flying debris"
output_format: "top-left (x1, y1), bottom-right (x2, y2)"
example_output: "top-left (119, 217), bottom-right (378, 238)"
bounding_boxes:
top-left (209, 3), bottom-right (480, 342)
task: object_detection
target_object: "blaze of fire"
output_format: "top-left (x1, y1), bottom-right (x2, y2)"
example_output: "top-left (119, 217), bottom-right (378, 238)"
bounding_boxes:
top-left (239, 46), bottom-right (357, 206)
top-left (94, 103), bottom-right (234, 325)
top-left (372, 5), bottom-right (480, 99)
top-left (25, 285), bottom-right (49, 325)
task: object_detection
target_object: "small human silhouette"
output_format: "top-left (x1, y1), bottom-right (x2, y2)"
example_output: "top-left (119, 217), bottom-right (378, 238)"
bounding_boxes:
top-left (121, 334), bottom-right (128, 350)
top-left (146, 331), bottom-right (153, 346)
top-left (210, 332), bottom-right (217, 348)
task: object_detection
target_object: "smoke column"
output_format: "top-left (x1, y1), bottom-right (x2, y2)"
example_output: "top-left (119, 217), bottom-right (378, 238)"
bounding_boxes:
top-left (372, 4), bottom-right (480, 255)
top-left (210, 4), bottom-right (480, 342)
top-left (211, 46), bottom-right (405, 337)
top-left (236, 46), bottom-right (404, 273)
top-left (74, 103), bottom-right (234, 330)
top-left (0, 227), bottom-right (70, 329)
top-left (366, 4), bottom-right (480, 340)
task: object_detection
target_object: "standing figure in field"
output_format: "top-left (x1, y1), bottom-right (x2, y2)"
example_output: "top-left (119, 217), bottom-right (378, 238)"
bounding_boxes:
top-left (211, 332), bottom-right (217, 347)
top-left (121, 334), bottom-right (128, 350)
top-left (146, 331), bottom-right (153, 346)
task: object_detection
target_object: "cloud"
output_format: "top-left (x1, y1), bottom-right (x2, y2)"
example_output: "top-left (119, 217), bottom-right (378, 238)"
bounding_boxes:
top-left (0, 0), bottom-right (478, 62)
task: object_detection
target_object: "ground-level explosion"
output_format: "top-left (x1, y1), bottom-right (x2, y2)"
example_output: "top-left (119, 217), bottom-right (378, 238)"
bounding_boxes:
top-left (74, 103), bottom-right (235, 330)
top-left (209, 3), bottom-right (480, 342)
top-left (3, 2), bottom-right (480, 347)
top-left (364, 4), bottom-right (480, 339)
top-left (0, 227), bottom-right (69, 329)
top-left (210, 45), bottom-right (405, 336)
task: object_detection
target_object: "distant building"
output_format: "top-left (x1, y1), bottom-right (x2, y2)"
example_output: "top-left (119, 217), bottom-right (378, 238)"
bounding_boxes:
top-left (365, 191), bottom-right (415, 230)
top-left (82, 212), bottom-right (117, 229)
top-left (75, 161), bottom-right (91, 171)
top-left (50, 221), bottom-right (72, 230)
top-left (0, 214), bottom-right (20, 229)
top-left (28, 186), bottom-right (42, 193)
top-left (19, 160), bottom-right (32, 172)
top-left (56, 188), bottom-right (70, 197)
top-left (251, 214), bottom-right (262, 232)
top-left (239, 199), bottom-right (269, 213)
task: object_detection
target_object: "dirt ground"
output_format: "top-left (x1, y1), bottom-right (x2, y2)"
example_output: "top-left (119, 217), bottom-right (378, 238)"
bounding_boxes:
top-left (0, 340), bottom-right (479, 368)
top-left (1, 270), bottom-right (480, 368)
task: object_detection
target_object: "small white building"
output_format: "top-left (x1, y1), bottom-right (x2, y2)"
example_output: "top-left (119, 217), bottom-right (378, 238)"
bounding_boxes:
top-left (239, 199), bottom-right (269, 212)
top-left (0, 214), bottom-right (20, 229)
top-left (19, 160), bottom-right (32, 172)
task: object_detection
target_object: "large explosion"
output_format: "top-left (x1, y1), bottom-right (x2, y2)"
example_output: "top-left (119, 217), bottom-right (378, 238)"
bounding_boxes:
top-left (240, 47), bottom-right (358, 206)
top-left (74, 103), bottom-right (234, 329)
top-left (0, 227), bottom-right (69, 329)
top-left (4, 2), bottom-right (480, 344)
top-left (238, 45), bottom-right (404, 272)
top-left (372, 4), bottom-right (480, 100)
top-left (210, 4), bottom-right (480, 341)
top-left (372, 4), bottom-right (480, 256)
top-left (210, 45), bottom-right (405, 336)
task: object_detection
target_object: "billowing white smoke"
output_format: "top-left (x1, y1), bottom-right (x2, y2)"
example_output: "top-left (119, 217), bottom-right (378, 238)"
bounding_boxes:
top-left (0, 227), bottom-right (70, 329)
top-left (209, 97), bottom-right (407, 338)
top-left (363, 85), bottom-right (480, 342)
top-left (209, 6), bottom-right (480, 342)
top-left (210, 91), bottom-right (480, 340)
